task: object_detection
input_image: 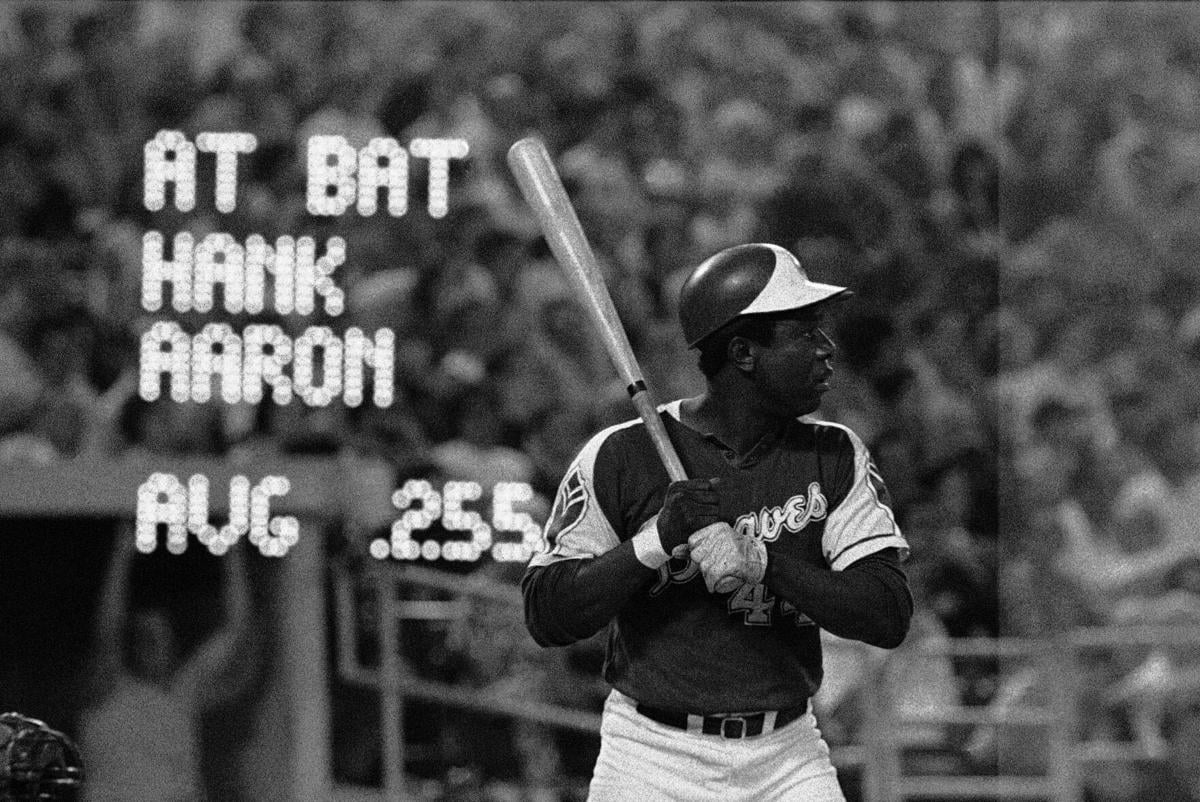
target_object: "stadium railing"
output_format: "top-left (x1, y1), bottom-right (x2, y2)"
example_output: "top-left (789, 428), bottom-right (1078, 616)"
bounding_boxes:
top-left (336, 560), bottom-right (1200, 802)
top-left (4, 458), bottom-right (1194, 801)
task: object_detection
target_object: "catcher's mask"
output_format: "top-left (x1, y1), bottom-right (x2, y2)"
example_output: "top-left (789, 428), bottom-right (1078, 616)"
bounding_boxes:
top-left (0, 713), bottom-right (83, 801)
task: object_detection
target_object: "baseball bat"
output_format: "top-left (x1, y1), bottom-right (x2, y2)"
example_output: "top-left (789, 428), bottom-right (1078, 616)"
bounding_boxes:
top-left (506, 137), bottom-right (688, 483)
top-left (508, 137), bottom-right (744, 593)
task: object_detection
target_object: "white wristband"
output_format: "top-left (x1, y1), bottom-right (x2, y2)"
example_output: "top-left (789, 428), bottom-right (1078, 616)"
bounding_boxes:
top-left (632, 516), bottom-right (671, 569)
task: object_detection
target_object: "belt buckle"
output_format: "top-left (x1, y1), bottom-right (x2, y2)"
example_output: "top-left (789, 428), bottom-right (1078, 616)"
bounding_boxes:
top-left (720, 716), bottom-right (747, 739)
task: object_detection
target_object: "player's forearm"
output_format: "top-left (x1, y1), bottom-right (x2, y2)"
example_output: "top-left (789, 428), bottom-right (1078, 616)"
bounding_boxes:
top-left (764, 551), bottom-right (913, 649)
top-left (521, 542), bottom-right (658, 647)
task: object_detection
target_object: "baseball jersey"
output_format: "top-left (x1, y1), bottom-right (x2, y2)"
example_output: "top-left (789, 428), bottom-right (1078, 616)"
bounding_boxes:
top-left (528, 400), bottom-right (908, 714)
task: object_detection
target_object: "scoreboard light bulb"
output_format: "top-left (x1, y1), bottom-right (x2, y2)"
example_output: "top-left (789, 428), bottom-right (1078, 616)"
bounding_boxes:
top-left (142, 324), bottom-right (394, 408)
top-left (191, 323), bottom-right (243, 403)
top-left (193, 234), bottom-right (246, 314)
top-left (391, 539), bottom-right (421, 560)
top-left (293, 326), bottom-right (342, 407)
top-left (343, 328), bottom-right (395, 407)
top-left (490, 542), bottom-right (532, 563)
top-left (188, 473), bottom-right (252, 549)
top-left (420, 540), bottom-right (441, 561)
top-left (243, 235), bottom-right (272, 314)
top-left (317, 236), bottom-right (346, 316)
top-left (492, 482), bottom-right (539, 534)
top-left (136, 473), bottom-right (188, 553)
top-left (409, 138), bottom-right (469, 219)
top-left (144, 130), bottom-right (196, 212)
top-left (140, 321), bottom-right (191, 402)
top-left (272, 236), bottom-right (297, 314)
top-left (196, 132), bottom-right (257, 213)
top-left (223, 475), bottom-right (251, 545)
top-left (142, 231), bottom-right (194, 313)
top-left (270, 515), bottom-right (300, 545)
top-left (294, 238), bottom-right (316, 315)
top-left (188, 473), bottom-right (214, 545)
top-left (307, 135), bottom-right (358, 216)
top-left (441, 480), bottom-right (490, 551)
top-left (293, 236), bottom-right (346, 316)
top-left (357, 138), bottom-right (408, 217)
top-left (389, 480), bottom-right (441, 561)
top-left (249, 476), bottom-right (296, 557)
top-left (439, 541), bottom-right (482, 562)
top-left (226, 475), bottom-right (252, 547)
top-left (369, 538), bottom-right (390, 560)
top-left (242, 324), bottom-right (293, 405)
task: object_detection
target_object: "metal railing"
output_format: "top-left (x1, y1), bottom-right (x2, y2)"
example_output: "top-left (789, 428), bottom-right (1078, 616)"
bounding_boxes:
top-left (333, 561), bottom-right (1200, 801)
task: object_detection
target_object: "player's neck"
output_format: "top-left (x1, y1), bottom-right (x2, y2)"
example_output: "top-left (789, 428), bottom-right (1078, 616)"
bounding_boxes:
top-left (680, 390), bottom-right (789, 458)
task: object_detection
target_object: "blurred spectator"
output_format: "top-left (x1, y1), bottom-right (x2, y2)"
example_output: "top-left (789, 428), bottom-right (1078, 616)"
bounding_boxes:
top-left (440, 561), bottom-right (604, 802)
top-left (78, 527), bottom-right (252, 802)
top-left (1140, 669), bottom-right (1200, 801)
top-left (16, 1), bottom-right (1200, 793)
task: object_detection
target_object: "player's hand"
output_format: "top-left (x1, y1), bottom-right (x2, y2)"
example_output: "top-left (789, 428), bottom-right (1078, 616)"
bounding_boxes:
top-left (688, 522), bottom-right (767, 593)
top-left (657, 479), bottom-right (721, 553)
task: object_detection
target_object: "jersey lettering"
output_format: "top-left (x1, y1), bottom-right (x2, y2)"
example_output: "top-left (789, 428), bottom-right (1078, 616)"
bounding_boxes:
top-left (780, 599), bottom-right (816, 627)
top-left (734, 482), bottom-right (827, 542)
top-left (649, 555), bottom-right (701, 596)
top-left (728, 583), bottom-right (775, 626)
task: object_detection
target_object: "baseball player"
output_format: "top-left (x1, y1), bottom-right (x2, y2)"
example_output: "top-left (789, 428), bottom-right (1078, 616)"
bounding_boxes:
top-left (522, 243), bottom-right (912, 801)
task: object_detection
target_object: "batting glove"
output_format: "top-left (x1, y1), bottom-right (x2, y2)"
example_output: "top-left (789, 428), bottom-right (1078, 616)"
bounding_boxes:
top-left (688, 522), bottom-right (767, 593)
top-left (632, 479), bottom-right (722, 569)
top-left (656, 479), bottom-right (721, 553)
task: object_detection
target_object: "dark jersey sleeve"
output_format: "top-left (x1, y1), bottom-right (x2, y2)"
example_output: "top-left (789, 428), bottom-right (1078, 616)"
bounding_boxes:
top-left (522, 421), bottom-right (655, 646)
top-left (522, 547), bottom-right (657, 646)
top-left (763, 546), bottom-right (913, 648)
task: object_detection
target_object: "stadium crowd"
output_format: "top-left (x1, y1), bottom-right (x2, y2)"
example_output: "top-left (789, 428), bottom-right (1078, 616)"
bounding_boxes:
top-left (0, 2), bottom-right (1197, 800)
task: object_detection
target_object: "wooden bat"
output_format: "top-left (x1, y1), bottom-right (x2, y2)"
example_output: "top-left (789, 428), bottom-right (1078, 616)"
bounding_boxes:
top-left (506, 137), bottom-right (687, 482)
top-left (508, 137), bottom-right (746, 593)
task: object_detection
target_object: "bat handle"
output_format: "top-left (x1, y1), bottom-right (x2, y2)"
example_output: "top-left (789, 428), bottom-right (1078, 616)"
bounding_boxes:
top-left (628, 389), bottom-right (687, 482)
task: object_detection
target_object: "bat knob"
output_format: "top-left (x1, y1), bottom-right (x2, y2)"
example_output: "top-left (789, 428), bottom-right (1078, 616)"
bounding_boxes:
top-left (714, 576), bottom-right (741, 594)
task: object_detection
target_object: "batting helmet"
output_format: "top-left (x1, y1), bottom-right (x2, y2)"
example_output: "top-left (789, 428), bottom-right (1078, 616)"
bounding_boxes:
top-left (678, 243), bottom-right (849, 347)
top-left (0, 713), bottom-right (83, 801)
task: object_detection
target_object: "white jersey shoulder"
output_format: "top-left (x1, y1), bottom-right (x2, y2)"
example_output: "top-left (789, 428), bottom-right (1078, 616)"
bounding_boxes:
top-left (528, 417), bottom-right (643, 568)
top-left (806, 418), bottom-right (909, 570)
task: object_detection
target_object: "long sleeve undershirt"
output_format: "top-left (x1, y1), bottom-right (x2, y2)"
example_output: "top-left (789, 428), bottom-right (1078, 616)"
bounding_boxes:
top-left (764, 547), bottom-right (912, 648)
top-left (523, 546), bottom-right (912, 650)
top-left (522, 540), bottom-right (658, 647)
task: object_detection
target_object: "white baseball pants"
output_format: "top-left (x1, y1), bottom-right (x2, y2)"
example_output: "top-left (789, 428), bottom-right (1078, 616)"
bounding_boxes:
top-left (588, 689), bottom-right (845, 801)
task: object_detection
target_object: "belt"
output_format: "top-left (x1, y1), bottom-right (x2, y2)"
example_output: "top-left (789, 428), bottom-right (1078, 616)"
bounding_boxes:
top-left (635, 701), bottom-right (806, 739)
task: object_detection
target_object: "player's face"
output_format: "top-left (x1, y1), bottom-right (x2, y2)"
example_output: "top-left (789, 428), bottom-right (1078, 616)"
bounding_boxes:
top-left (753, 311), bottom-right (836, 417)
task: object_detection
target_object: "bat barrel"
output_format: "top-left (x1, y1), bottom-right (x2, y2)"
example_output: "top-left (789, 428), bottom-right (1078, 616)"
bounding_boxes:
top-left (507, 137), bottom-right (688, 482)
top-left (506, 138), bottom-right (642, 387)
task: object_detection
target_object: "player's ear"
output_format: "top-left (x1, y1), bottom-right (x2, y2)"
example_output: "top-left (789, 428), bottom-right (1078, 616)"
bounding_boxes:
top-left (727, 335), bottom-right (757, 375)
